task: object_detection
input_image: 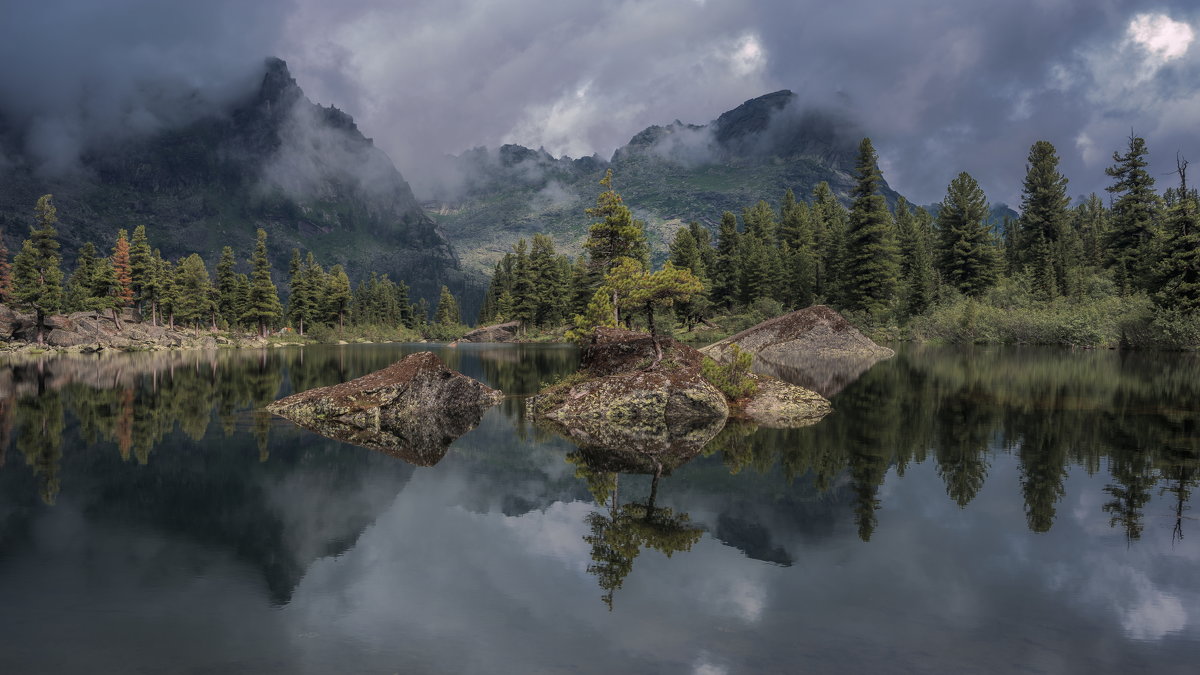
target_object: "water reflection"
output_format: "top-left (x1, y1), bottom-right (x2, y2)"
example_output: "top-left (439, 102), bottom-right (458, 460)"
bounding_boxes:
top-left (1, 342), bottom-right (1198, 559)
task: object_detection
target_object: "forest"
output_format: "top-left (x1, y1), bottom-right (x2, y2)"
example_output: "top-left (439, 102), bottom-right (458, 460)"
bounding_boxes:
top-left (480, 135), bottom-right (1200, 349)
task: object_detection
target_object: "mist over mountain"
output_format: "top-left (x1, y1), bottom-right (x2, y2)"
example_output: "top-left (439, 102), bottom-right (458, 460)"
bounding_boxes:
top-left (425, 90), bottom-right (902, 276)
top-left (0, 58), bottom-right (466, 309)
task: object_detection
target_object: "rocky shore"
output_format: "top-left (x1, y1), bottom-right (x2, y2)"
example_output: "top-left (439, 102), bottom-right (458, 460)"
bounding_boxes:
top-left (0, 305), bottom-right (272, 354)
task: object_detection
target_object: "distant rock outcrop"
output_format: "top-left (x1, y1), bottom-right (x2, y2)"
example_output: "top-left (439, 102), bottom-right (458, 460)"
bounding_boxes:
top-left (266, 352), bottom-right (503, 464)
top-left (0, 305), bottom-right (264, 352)
top-left (460, 321), bottom-right (521, 343)
top-left (701, 305), bottom-right (893, 397)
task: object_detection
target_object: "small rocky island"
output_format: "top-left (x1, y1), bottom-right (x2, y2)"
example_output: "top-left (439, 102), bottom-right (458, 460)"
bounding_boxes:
top-left (529, 327), bottom-right (832, 451)
top-left (266, 351), bottom-right (503, 465)
top-left (702, 305), bottom-right (894, 397)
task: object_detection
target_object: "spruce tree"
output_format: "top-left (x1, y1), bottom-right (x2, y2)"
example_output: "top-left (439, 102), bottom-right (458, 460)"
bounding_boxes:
top-left (1105, 134), bottom-right (1159, 293)
top-left (129, 225), bottom-right (153, 313)
top-left (174, 254), bottom-right (215, 330)
top-left (326, 264), bottom-right (352, 329)
top-left (216, 246), bottom-right (238, 328)
top-left (433, 285), bottom-right (461, 327)
top-left (842, 138), bottom-right (899, 315)
top-left (242, 228), bottom-right (282, 338)
top-left (1018, 141), bottom-right (1070, 296)
top-left (112, 229), bottom-right (134, 315)
top-left (12, 195), bottom-right (64, 344)
top-left (812, 181), bottom-right (847, 303)
top-left (1155, 161), bottom-right (1200, 312)
top-left (711, 211), bottom-right (740, 309)
top-left (937, 172), bottom-right (999, 297)
top-left (64, 242), bottom-right (99, 313)
top-left (906, 207), bottom-right (936, 316)
top-left (0, 233), bottom-right (13, 305)
top-left (584, 169), bottom-right (648, 275)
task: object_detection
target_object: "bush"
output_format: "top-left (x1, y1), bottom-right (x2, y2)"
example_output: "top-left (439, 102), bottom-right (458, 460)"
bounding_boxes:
top-left (701, 345), bottom-right (758, 401)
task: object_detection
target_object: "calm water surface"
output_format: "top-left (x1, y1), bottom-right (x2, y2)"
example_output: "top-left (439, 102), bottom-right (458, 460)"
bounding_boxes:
top-left (0, 342), bottom-right (1197, 674)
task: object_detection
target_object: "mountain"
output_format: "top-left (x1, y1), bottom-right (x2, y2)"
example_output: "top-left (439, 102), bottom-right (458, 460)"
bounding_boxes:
top-left (424, 91), bottom-right (903, 276)
top-left (0, 58), bottom-right (469, 309)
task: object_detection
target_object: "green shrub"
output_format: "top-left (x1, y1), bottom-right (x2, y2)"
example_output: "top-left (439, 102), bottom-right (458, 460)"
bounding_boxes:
top-left (701, 345), bottom-right (758, 401)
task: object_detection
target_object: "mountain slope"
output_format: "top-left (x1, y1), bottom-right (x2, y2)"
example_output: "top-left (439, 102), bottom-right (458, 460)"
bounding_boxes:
top-left (426, 91), bottom-right (902, 276)
top-left (0, 58), bottom-right (467, 308)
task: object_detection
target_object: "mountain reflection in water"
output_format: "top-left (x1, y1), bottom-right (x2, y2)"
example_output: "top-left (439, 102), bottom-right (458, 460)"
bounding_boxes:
top-left (0, 342), bottom-right (1197, 673)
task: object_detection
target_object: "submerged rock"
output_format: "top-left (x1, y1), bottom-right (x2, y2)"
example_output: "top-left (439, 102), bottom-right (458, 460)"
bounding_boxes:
top-left (266, 351), bottom-right (503, 465)
top-left (460, 321), bottom-right (522, 343)
top-left (701, 305), bottom-right (893, 397)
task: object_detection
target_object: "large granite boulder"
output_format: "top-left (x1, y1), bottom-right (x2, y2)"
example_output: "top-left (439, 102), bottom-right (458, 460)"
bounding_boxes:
top-left (266, 351), bottom-right (503, 465)
top-left (702, 305), bottom-right (893, 397)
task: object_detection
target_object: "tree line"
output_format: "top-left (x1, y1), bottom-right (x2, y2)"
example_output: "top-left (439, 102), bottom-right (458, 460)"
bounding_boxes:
top-left (482, 134), bottom-right (1199, 339)
top-left (1, 195), bottom-right (466, 344)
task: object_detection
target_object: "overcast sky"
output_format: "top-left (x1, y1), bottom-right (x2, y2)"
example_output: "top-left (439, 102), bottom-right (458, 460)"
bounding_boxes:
top-left (4, 0), bottom-right (1200, 206)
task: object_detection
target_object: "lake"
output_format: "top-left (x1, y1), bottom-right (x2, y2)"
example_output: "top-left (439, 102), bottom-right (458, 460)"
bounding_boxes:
top-left (0, 342), bottom-right (1197, 674)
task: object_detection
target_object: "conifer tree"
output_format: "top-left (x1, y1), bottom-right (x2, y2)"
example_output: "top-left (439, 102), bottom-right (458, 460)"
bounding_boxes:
top-left (433, 285), bottom-right (461, 327)
top-left (1155, 160), bottom-right (1200, 312)
top-left (711, 211), bottom-right (740, 308)
top-left (510, 239), bottom-right (536, 327)
top-left (0, 233), bottom-right (12, 305)
top-left (111, 229), bottom-right (134, 314)
top-left (64, 242), bottom-right (99, 313)
top-left (141, 249), bottom-right (165, 327)
top-left (1074, 193), bottom-right (1109, 270)
top-left (242, 228), bottom-right (282, 338)
top-left (1018, 141), bottom-right (1070, 296)
top-left (12, 195), bottom-right (64, 344)
top-left (688, 221), bottom-right (717, 275)
top-left (584, 169), bottom-right (648, 275)
top-left (129, 225), bottom-right (153, 313)
top-left (937, 172), bottom-right (999, 297)
top-left (1105, 134), bottom-right (1159, 293)
top-left (812, 181), bottom-right (847, 302)
top-left (215, 246), bottom-right (238, 328)
top-left (174, 254), bottom-right (215, 330)
top-left (326, 264), bottom-right (352, 329)
top-left (842, 138), bottom-right (899, 314)
top-left (670, 226), bottom-right (711, 327)
top-left (906, 207), bottom-right (936, 316)
top-left (87, 257), bottom-right (121, 327)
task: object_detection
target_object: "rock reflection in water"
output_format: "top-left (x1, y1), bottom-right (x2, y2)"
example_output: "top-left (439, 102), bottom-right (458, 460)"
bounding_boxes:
top-left (276, 403), bottom-right (495, 467)
top-left (546, 416), bottom-right (721, 609)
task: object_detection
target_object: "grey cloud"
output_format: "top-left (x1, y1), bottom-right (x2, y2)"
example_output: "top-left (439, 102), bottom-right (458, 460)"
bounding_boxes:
top-left (6, 0), bottom-right (1200, 208)
top-left (0, 0), bottom-right (290, 175)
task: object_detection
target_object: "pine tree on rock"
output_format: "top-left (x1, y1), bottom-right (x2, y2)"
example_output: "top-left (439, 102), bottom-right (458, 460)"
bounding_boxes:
top-left (1106, 134), bottom-right (1160, 294)
top-left (12, 195), bottom-right (64, 344)
top-left (242, 229), bottom-right (283, 338)
top-left (937, 172), bottom-right (999, 297)
top-left (843, 139), bottom-right (899, 315)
